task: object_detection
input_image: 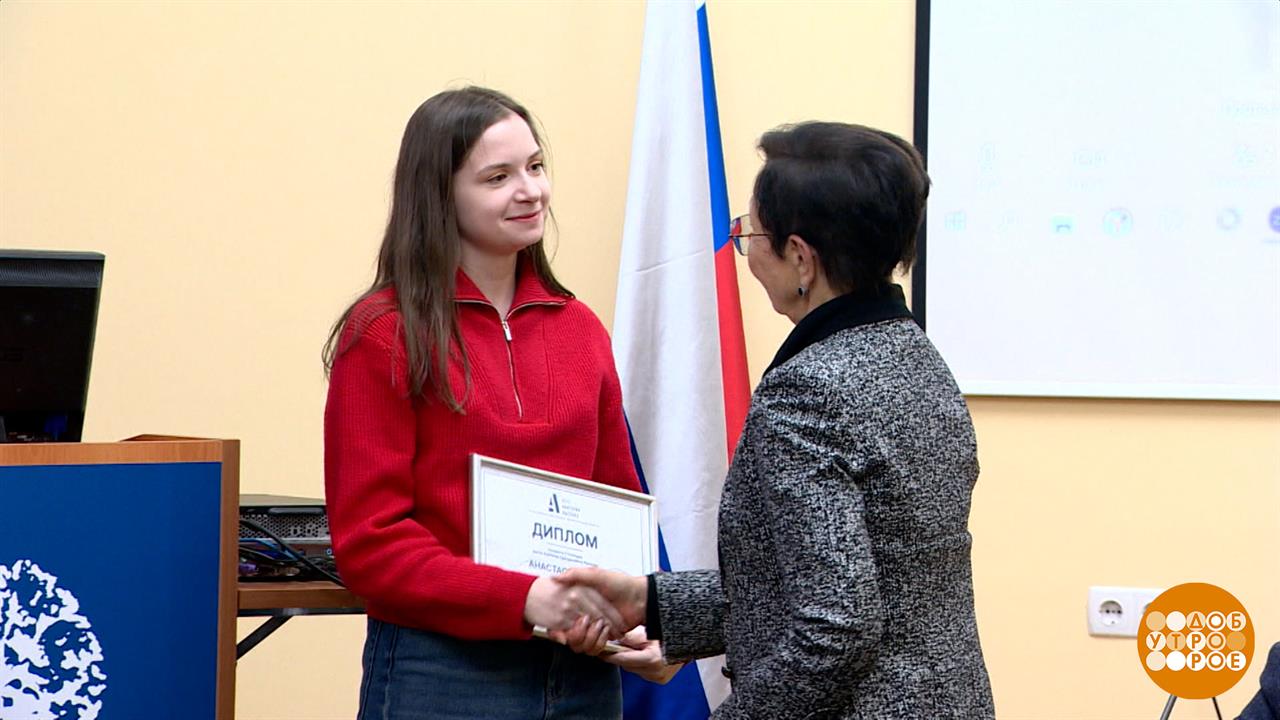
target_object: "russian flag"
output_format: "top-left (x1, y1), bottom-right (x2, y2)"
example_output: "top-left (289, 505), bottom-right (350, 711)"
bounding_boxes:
top-left (612, 0), bottom-right (749, 716)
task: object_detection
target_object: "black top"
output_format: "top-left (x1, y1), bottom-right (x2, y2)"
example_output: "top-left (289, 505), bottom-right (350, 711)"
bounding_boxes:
top-left (765, 283), bottom-right (915, 376)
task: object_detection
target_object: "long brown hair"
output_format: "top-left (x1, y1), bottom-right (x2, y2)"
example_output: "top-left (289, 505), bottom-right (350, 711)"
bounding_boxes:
top-left (323, 87), bottom-right (571, 411)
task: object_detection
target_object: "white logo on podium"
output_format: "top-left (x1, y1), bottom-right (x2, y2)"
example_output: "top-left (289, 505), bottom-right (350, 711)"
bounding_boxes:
top-left (0, 559), bottom-right (107, 719)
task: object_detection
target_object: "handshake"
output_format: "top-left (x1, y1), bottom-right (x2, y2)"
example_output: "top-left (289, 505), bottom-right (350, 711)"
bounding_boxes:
top-left (523, 567), bottom-right (680, 684)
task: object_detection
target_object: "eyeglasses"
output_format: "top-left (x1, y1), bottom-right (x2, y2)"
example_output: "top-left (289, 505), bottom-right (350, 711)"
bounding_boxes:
top-left (728, 214), bottom-right (769, 256)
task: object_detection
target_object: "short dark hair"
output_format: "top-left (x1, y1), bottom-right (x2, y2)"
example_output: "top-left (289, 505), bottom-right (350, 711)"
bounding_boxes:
top-left (753, 122), bottom-right (930, 292)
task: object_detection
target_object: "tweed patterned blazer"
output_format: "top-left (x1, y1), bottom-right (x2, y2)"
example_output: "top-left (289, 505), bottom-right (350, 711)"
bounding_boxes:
top-left (654, 309), bottom-right (995, 719)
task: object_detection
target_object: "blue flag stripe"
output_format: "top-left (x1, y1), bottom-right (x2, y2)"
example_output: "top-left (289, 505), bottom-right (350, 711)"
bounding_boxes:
top-left (622, 416), bottom-right (713, 719)
top-left (698, 3), bottom-right (732, 254)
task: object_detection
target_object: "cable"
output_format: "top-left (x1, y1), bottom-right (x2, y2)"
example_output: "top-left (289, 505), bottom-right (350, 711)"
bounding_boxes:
top-left (238, 545), bottom-right (316, 575)
top-left (238, 546), bottom-right (286, 563)
top-left (237, 519), bottom-right (341, 584)
top-left (238, 517), bottom-right (345, 587)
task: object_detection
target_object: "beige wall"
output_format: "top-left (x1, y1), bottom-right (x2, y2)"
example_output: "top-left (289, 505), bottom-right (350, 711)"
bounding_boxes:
top-left (2, 2), bottom-right (1276, 718)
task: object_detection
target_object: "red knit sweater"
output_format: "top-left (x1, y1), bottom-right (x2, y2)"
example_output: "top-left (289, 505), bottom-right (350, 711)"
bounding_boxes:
top-left (324, 265), bottom-right (641, 640)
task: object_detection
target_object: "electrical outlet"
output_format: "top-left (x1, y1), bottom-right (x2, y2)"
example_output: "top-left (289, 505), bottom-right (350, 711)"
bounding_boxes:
top-left (1088, 586), bottom-right (1164, 637)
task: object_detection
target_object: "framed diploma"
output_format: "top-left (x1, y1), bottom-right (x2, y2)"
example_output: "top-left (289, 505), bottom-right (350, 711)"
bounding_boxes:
top-left (470, 454), bottom-right (658, 578)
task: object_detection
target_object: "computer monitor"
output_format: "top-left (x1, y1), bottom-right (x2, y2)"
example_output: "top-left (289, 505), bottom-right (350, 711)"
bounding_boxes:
top-left (0, 250), bottom-right (105, 442)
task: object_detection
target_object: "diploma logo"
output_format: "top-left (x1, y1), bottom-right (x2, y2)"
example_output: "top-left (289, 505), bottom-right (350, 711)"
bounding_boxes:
top-left (1139, 582), bottom-right (1254, 699)
top-left (545, 493), bottom-right (581, 520)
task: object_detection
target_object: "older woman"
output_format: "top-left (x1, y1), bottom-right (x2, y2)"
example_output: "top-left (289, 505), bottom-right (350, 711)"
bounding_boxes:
top-left (562, 122), bottom-right (995, 719)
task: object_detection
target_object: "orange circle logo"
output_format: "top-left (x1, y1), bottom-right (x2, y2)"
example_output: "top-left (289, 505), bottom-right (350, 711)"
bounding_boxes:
top-left (1139, 583), bottom-right (1254, 699)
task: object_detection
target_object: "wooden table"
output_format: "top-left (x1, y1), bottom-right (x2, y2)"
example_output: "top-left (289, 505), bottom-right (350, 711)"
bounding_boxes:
top-left (236, 581), bottom-right (364, 658)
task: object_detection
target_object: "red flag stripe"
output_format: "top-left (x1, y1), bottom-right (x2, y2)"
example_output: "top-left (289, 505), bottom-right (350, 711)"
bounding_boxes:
top-left (714, 244), bottom-right (750, 461)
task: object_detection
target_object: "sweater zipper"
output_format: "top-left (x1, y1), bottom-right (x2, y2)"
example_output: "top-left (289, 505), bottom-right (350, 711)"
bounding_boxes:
top-left (499, 317), bottom-right (523, 419)
top-left (458, 298), bottom-right (562, 420)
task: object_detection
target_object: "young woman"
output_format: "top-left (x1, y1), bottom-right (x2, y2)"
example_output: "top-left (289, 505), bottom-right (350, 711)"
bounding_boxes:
top-left (323, 87), bottom-right (638, 720)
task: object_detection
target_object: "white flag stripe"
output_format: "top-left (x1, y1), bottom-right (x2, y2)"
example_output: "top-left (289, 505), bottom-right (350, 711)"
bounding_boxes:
top-left (614, 0), bottom-right (731, 710)
top-left (615, 0), bottom-right (726, 577)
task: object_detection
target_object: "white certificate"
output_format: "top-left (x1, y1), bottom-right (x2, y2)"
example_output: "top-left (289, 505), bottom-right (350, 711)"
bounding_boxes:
top-left (470, 454), bottom-right (657, 578)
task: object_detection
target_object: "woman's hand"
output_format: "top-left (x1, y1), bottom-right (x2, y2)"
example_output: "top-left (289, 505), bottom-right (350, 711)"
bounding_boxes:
top-left (523, 575), bottom-right (624, 635)
top-left (547, 614), bottom-right (612, 656)
top-left (602, 627), bottom-right (681, 684)
top-left (554, 567), bottom-right (647, 630)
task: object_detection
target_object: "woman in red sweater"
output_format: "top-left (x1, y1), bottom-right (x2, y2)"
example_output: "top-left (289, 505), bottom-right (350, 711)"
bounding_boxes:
top-left (323, 87), bottom-right (641, 719)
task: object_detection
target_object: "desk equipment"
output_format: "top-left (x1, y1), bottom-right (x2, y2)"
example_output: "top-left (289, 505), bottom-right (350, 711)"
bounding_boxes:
top-left (236, 491), bottom-right (360, 659)
top-left (237, 494), bottom-right (338, 581)
top-left (0, 250), bottom-right (104, 442)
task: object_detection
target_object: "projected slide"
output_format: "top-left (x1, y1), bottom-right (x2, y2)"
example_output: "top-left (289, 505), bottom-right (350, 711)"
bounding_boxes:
top-left (923, 0), bottom-right (1279, 400)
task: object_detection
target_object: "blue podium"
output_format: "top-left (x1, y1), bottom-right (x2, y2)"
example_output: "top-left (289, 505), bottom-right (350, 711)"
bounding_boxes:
top-left (0, 436), bottom-right (238, 720)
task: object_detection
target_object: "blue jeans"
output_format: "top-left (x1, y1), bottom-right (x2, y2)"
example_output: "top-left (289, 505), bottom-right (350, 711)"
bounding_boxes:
top-left (357, 618), bottom-right (623, 720)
